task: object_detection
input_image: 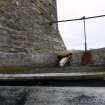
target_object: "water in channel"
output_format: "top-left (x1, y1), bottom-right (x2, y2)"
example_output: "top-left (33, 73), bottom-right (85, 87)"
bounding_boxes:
top-left (0, 86), bottom-right (105, 105)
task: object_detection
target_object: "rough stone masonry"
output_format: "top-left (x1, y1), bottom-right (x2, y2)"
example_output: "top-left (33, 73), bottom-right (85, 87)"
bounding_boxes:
top-left (0, 0), bottom-right (66, 68)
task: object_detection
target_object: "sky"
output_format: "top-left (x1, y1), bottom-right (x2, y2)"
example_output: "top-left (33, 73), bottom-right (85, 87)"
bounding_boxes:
top-left (57, 0), bottom-right (105, 50)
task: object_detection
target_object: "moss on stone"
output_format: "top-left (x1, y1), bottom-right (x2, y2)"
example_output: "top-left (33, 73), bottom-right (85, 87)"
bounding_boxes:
top-left (0, 0), bottom-right (12, 9)
top-left (0, 66), bottom-right (32, 73)
top-left (0, 63), bottom-right (56, 73)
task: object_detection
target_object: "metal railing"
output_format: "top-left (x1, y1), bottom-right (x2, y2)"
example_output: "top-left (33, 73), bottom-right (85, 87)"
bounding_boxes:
top-left (50, 14), bottom-right (105, 51)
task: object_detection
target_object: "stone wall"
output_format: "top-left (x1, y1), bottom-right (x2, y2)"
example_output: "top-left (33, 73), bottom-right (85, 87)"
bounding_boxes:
top-left (90, 48), bottom-right (105, 66)
top-left (71, 48), bottom-right (105, 66)
top-left (71, 50), bottom-right (83, 66)
top-left (0, 0), bottom-right (66, 68)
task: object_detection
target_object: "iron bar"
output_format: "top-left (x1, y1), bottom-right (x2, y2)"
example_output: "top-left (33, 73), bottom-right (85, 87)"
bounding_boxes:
top-left (49, 14), bottom-right (105, 51)
top-left (83, 16), bottom-right (87, 51)
top-left (50, 14), bottom-right (105, 24)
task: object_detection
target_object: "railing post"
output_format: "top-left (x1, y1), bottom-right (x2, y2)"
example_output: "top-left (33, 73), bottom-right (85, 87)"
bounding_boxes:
top-left (82, 16), bottom-right (87, 52)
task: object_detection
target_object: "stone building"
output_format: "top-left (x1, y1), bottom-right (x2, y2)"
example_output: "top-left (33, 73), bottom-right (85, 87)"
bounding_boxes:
top-left (0, 0), bottom-right (66, 68)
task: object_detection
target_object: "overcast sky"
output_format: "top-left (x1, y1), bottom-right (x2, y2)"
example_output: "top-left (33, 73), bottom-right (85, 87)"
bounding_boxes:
top-left (57, 0), bottom-right (105, 50)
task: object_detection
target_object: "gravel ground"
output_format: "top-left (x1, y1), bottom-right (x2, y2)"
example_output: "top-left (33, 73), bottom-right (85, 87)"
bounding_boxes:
top-left (0, 87), bottom-right (105, 105)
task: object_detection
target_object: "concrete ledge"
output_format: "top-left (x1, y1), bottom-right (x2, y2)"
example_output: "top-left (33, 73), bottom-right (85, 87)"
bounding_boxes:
top-left (0, 72), bottom-right (105, 80)
top-left (0, 72), bottom-right (105, 86)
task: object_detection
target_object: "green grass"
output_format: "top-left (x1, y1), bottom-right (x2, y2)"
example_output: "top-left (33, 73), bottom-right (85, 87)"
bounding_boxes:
top-left (0, 66), bottom-right (33, 73)
top-left (0, 63), bottom-right (56, 74)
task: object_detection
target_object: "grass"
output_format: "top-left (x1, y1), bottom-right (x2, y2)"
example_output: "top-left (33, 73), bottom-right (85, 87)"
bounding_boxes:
top-left (0, 63), bottom-right (56, 74)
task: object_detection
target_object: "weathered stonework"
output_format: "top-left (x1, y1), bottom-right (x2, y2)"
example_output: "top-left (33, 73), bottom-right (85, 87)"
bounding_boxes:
top-left (71, 50), bottom-right (83, 66)
top-left (0, 0), bottom-right (66, 68)
top-left (71, 48), bottom-right (105, 66)
top-left (90, 48), bottom-right (105, 66)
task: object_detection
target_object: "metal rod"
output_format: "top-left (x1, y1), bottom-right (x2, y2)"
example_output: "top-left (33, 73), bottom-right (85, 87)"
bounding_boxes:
top-left (83, 16), bottom-right (87, 51)
top-left (50, 14), bottom-right (105, 24)
top-left (49, 14), bottom-right (105, 51)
